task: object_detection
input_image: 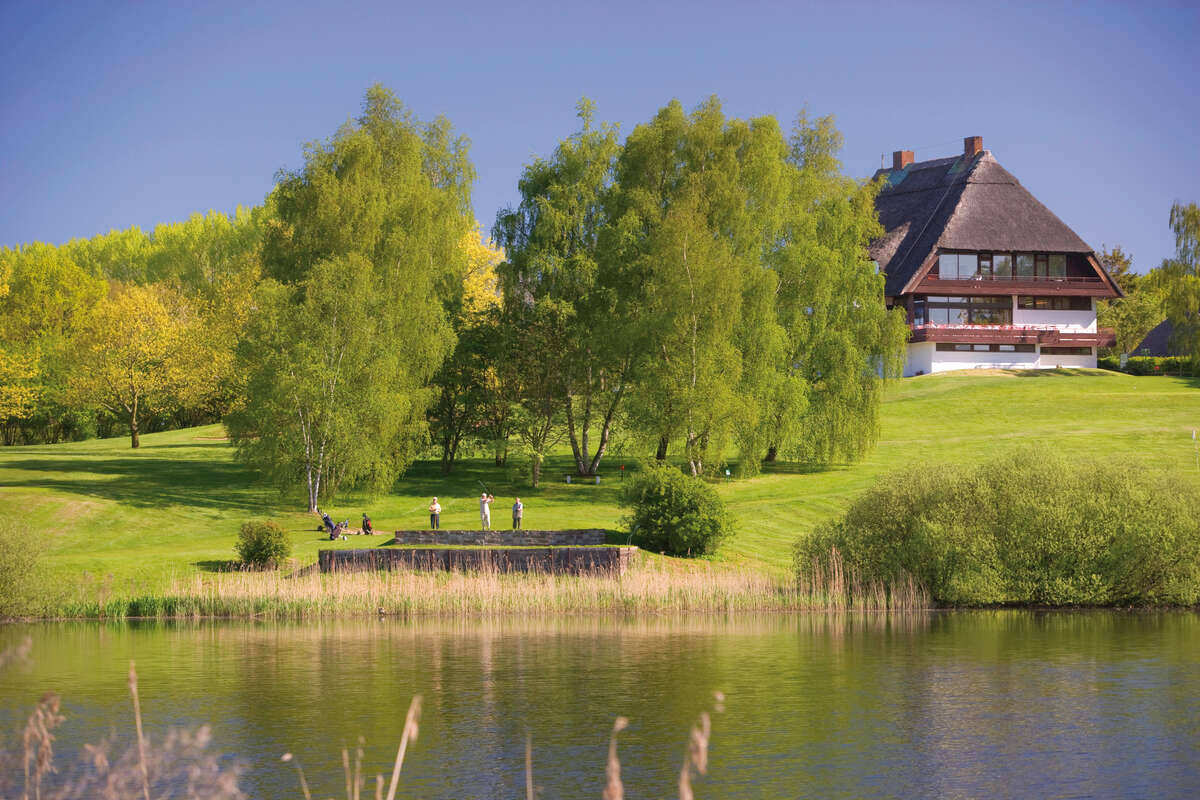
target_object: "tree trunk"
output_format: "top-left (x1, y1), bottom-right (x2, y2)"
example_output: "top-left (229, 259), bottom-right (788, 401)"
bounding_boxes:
top-left (565, 396), bottom-right (587, 475)
top-left (531, 455), bottom-right (542, 488)
top-left (129, 397), bottom-right (140, 449)
top-left (765, 445), bottom-right (777, 462)
top-left (655, 436), bottom-right (668, 461)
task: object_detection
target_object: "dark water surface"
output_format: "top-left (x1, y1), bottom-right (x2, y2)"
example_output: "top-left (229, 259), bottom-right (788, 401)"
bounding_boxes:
top-left (2, 612), bottom-right (1198, 798)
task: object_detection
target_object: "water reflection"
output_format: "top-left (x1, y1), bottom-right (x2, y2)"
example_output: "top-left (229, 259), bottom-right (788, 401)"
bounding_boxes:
top-left (2, 612), bottom-right (1198, 799)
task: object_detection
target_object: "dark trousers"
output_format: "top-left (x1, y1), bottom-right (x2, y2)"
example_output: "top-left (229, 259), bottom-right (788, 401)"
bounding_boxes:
top-left (430, 513), bottom-right (440, 530)
top-left (512, 516), bottom-right (521, 529)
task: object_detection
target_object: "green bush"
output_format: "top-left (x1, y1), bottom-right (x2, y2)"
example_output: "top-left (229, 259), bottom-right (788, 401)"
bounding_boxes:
top-left (235, 520), bottom-right (292, 569)
top-left (1099, 355), bottom-right (1195, 376)
top-left (621, 463), bottom-right (734, 557)
top-left (795, 448), bottom-right (1200, 606)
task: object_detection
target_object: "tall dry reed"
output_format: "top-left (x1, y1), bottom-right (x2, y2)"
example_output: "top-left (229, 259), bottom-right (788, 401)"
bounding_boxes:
top-left (56, 549), bottom-right (930, 619)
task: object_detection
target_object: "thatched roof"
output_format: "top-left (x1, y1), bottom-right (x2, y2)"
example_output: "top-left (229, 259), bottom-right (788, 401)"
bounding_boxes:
top-left (870, 151), bottom-right (1097, 296)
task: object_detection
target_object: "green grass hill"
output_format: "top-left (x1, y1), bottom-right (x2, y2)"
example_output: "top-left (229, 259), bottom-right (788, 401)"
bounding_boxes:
top-left (3, 369), bottom-right (1198, 596)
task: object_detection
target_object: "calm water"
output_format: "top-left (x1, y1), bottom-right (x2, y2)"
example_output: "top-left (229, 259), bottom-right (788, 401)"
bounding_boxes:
top-left (2, 612), bottom-right (1199, 798)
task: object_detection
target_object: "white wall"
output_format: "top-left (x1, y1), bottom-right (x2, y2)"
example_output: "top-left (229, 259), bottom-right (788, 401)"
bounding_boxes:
top-left (1036, 352), bottom-right (1096, 369)
top-left (903, 345), bottom-right (1097, 375)
top-left (905, 342), bottom-right (935, 376)
top-left (927, 349), bottom-right (1040, 373)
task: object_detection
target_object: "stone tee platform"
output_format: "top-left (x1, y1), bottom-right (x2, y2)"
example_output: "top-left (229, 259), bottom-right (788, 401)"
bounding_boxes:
top-left (319, 545), bottom-right (635, 575)
top-left (387, 529), bottom-right (612, 546)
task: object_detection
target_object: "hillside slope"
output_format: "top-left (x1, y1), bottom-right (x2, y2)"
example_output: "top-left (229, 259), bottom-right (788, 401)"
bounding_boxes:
top-left (2, 370), bottom-right (1197, 591)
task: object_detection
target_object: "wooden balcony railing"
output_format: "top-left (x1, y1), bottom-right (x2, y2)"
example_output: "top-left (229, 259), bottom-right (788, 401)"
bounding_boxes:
top-left (917, 275), bottom-right (1115, 296)
top-left (910, 324), bottom-right (1116, 347)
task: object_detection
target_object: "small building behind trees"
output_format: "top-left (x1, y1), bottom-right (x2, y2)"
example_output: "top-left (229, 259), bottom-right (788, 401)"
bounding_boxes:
top-left (870, 136), bottom-right (1121, 376)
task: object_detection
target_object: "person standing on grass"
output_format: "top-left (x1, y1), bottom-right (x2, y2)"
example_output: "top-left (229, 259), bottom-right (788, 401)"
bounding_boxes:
top-left (479, 492), bottom-right (494, 530)
top-left (512, 497), bottom-right (524, 530)
top-left (429, 497), bottom-right (441, 530)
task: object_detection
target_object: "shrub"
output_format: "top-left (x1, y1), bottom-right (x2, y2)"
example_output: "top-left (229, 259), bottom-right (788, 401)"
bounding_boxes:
top-left (621, 463), bottom-right (733, 557)
top-left (795, 448), bottom-right (1200, 606)
top-left (235, 520), bottom-right (291, 569)
top-left (0, 521), bottom-right (44, 617)
top-left (1099, 355), bottom-right (1196, 376)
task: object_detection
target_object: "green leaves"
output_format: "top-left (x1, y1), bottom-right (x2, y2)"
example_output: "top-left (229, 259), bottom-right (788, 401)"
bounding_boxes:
top-left (797, 448), bottom-right (1200, 606)
top-left (229, 85), bottom-right (474, 508)
top-left (621, 462), bottom-right (733, 557)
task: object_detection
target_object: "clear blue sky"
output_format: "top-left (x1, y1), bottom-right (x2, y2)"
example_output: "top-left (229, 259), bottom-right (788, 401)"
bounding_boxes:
top-left (2, 0), bottom-right (1197, 272)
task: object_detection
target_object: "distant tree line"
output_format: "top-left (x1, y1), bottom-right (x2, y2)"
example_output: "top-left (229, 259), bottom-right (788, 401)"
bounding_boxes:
top-left (0, 85), bottom-right (920, 508)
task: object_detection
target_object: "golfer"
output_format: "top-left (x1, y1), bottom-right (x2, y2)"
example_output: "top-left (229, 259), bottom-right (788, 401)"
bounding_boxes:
top-left (479, 492), bottom-right (494, 530)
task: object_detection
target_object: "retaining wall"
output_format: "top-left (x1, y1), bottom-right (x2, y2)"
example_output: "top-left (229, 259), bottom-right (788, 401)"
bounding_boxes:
top-left (319, 546), bottom-right (636, 575)
top-left (388, 529), bottom-right (611, 546)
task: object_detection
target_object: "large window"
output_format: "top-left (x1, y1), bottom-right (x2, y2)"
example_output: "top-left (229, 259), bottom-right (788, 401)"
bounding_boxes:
top-left (937, 251), bottom-right (1071, 281)
top-left (919, 296), bottom-right (1012, 325)
top-left (1017, 296), bottom-right (1091, 310)
top-left (994, 253), bottom-right (1012, 278)
top-left (936, 343), bottom-right (1035, 352)
top-left (1041, 346), bottom-right (1093, 356)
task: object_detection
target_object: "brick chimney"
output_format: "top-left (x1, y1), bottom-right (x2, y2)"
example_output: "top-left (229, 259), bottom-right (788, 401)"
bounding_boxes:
top-left (892, 150), bottom-right (914, 170)
top-left (964, 136), bottom-right (983, 157)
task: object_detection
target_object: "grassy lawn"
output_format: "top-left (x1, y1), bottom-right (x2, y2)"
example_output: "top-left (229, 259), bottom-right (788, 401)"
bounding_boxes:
top-left (4, 369), bottom-right (1199, 595)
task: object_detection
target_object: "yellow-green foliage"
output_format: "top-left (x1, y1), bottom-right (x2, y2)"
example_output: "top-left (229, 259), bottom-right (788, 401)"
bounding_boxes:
top-left (797, 448), bottom-right (1200, 606)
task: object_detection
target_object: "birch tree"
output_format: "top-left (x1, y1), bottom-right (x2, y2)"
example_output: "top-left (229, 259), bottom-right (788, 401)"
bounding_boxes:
top-left (228, 256), bottom-right (410, 510)
top-left (493, 100), bottom-right (627, 477)
top-left (229, 85), bottom-right (472, 507)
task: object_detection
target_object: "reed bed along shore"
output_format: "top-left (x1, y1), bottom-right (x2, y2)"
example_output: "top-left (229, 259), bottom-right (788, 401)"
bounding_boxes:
top-left (51, 552), bottom-right (930, 619)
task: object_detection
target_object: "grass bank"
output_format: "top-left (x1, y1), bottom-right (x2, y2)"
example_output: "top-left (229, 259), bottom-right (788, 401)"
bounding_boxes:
top-left (2, 368), bottom-right (1198, 612)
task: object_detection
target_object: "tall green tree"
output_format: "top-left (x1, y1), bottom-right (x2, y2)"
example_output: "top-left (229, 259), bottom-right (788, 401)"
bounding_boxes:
top-left (228, 257), bottom-right (420, 509)
top-left (1094, 246), bottom-right (1166, 356)
top-left (231, 85), bottom-right (473, 506)
top-left (605, 98), bottom-right (791, 476)
top-left (493, 100), bottom-right (627, 477)
top-left (428, 226), bottom-right (503, 474)
top-left (765, 113), bottom-right (908, 466)
top-left (1157, 201), bottom-right (1200, 362)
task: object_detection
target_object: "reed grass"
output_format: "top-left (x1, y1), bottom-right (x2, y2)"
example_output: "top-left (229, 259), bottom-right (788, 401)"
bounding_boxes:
top-left (49, 548), bottom-right (929, 619)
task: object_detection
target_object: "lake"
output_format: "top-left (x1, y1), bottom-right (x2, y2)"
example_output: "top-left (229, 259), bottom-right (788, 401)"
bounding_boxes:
top-left (2, 612), bottom-right (1198, 798)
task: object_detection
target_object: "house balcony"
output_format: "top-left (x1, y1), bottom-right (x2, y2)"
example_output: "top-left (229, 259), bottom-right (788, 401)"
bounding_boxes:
top-left (916, 274), bottom-right (1114, 297)
top-left (909, 323), bottom-right (1116, 348)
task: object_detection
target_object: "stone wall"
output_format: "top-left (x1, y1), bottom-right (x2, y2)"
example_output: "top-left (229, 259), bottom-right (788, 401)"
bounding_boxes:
top-left (388, 529), bottom-right (612, 546)
top-left (319, 546), bottom-right (635, 575)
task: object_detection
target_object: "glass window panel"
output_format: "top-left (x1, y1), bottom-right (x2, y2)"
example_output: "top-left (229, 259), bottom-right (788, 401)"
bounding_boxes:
top-left (979, 254), bottom-right (992, 277)
top-left (972, 344), bottom-right (990, 351)
top-left (1049, 254), bottom-right (1066, 277)
top-left (958, 253), bottom-right (978, 278)
top-left (998, 345), bottom-right (1016, 352)
top-left (1036, 254), bottom-right (1049, 277)
top-left (1036, 297), bottom-right (1051, 310)
top-left (939, 253), bottom-right (958, 279)
top-left (1016, 254), bottom-right (1035, 277)
top-left (994, 254), bottom-right (1012, 278)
